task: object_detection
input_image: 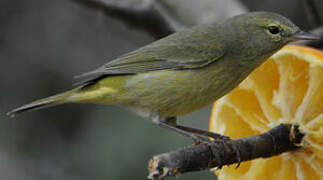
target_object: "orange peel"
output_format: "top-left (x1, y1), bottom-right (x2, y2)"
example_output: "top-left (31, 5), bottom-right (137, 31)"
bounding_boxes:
top-left (209, 45), bottom-right (323, 180)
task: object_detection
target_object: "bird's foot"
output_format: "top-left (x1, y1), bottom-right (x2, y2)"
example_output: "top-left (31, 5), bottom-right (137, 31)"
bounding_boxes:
top-left (151, 115), bottom-right (241, 167)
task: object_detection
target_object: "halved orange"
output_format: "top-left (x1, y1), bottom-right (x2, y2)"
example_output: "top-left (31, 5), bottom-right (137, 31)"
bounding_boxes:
top-left (209, 45), bottom-right (323, 180)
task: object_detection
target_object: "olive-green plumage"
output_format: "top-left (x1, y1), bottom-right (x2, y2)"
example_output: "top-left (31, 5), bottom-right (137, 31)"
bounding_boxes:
top-left (8, 12), bottom-right (318, 123)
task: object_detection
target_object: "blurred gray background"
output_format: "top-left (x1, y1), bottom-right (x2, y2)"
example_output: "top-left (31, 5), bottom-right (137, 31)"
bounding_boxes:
top-left (0, 0), bottom-right (321, 179)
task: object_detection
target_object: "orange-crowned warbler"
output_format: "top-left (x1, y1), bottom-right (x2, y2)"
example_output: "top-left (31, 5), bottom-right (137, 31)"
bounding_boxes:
top-left (8, 12), bottom-right (319, 143)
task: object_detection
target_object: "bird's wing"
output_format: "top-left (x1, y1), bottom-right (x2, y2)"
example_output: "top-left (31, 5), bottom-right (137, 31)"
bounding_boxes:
top-left (75, 26), bottom-right (224, 86)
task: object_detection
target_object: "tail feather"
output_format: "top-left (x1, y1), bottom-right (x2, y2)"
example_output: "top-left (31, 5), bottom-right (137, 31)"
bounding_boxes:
top-left (7, 88), bottom-right (79, 117)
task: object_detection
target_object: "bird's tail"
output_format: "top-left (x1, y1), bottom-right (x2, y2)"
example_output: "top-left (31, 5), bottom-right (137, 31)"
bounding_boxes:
top-left (7, 88), bottom-right (80, 117)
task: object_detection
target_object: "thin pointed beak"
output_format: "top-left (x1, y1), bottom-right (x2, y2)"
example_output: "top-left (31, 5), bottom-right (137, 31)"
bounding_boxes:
top-left (292, 31), bottom-right (320, 41)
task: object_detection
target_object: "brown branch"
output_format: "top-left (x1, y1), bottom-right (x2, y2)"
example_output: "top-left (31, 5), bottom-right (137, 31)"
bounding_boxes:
top-left (148, 124), bottom-right (304, 179)
top-left (73, 0), bottom-right (186, 39)
top-left (303, 0), bottom-right (322, 28)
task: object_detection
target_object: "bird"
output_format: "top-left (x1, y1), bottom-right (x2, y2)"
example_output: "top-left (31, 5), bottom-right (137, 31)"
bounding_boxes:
top-left (7, 11), bottom-right (319, 143)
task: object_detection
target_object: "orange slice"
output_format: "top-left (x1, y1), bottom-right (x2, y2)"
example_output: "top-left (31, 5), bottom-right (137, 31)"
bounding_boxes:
top-left (209, 45), bottom-right (323, 180)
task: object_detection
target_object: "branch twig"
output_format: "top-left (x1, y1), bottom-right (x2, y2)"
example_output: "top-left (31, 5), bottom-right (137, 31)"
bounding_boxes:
top-left (73, 0), bottom-right (186, 39)
top-left (148, 124), bottom-right (304, 179)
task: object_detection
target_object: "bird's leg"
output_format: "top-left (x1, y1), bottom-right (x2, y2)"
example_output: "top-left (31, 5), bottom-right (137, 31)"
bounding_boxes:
top-left (171, 119), bottom-right (241, 166)
top-left (172, 118), bottom-right (241, 167)
top-left (151, 115), bottom-right (228, 143)
top-left (151, 115), bottom-right (210, 144)
top-left (163, 116), bottom-right (230, 141)
top-left (151, 115), bottom-right (241, 165)
top-left (174, 125), bottom-right (230, 141)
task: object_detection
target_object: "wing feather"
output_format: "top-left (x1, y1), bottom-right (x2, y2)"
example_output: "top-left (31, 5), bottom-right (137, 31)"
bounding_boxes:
top-left (75, 24), bottom-right (224, 86)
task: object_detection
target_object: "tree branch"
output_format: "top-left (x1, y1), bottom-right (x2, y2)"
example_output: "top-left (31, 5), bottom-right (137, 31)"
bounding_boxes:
top-left (73, 0), bottom-right (186, 39)
top-left (148, 124), bottom-right (304, 179)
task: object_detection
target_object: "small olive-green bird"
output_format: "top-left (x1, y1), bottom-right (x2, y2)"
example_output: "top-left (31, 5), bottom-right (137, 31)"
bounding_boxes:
top-left (8, 12), bottom-right (318, 142)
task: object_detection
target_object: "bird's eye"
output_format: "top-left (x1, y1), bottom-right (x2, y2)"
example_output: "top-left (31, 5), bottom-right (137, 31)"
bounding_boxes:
top-left (268, 26), bottom-right (280, 35)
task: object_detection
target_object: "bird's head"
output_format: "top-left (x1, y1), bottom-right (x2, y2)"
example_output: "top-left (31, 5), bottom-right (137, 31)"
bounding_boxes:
top-left (223, 12), bottom-right (319, 61)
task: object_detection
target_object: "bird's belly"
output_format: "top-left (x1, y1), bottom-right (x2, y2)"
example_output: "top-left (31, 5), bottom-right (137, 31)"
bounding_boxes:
top-left (122, 64), bottom-right (241, 117)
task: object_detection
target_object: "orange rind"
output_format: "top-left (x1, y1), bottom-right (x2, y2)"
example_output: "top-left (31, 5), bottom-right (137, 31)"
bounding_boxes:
top-left (209, 45), bottom-right (323, 180)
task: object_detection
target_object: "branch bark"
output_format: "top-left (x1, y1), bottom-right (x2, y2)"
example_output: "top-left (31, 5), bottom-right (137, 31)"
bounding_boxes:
top-left (148, 124), bottom-right (304, 179)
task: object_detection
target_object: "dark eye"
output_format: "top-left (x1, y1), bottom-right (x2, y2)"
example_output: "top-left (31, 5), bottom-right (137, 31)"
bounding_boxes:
top-left (268, 26), bottom-right (280, 35)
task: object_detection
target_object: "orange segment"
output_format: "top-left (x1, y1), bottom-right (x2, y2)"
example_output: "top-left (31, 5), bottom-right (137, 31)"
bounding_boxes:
top-left (240, 60), bottom-right (281, 121)
top-left (209, 45), bottom-right (323, 180)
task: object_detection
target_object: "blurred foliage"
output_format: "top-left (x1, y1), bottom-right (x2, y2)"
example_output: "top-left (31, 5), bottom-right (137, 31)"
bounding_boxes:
top-left (0, 0), bottom-right (321, 179)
